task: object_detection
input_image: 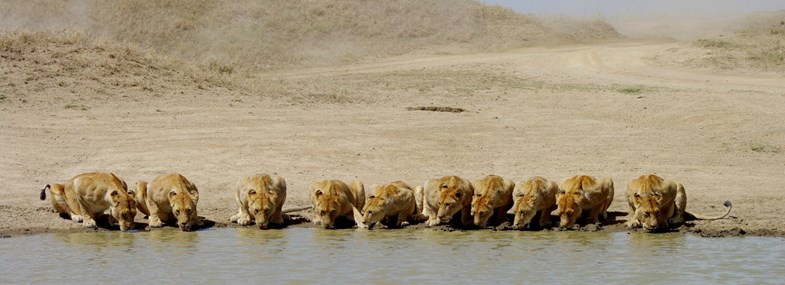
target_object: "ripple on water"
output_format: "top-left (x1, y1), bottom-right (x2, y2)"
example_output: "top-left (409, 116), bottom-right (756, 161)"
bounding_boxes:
top-left (0, 229), bottom-right (783, 284)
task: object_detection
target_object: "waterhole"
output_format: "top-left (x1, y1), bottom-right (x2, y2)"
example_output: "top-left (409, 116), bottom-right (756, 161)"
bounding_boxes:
top-left (1, 228), bottom-right (782, 283)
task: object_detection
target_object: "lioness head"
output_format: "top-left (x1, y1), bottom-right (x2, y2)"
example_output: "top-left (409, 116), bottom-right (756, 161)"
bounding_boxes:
top-left (247, 188), bottom-right (277, 229)
top-left (362, 194), bottom-right (387, 228)
top-left (556, 190), bottom-right (583, 228)
top-left (311, 181), bottom-right (345, 229)
top-left (472, 194), bottom-right (494, 227)
top-left (633, 192), bottom-right (666, 231)
top-left (512, 192), bottom-right (537, 230)
top-left (436, 178), bottom-right (466, 224)
top-left (168, 189), bottom-right (198, 231)
top-left (109, 190), bottom-right (137, 231)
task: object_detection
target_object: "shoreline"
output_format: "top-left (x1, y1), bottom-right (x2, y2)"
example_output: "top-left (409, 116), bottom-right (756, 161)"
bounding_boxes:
top-left (2, 212), bottom-right (780, 239)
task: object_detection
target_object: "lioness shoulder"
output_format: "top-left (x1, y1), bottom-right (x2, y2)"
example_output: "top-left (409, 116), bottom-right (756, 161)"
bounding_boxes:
top-left (230, 173), bottom-right (287, 229)
top-left (422, 176), bottom-right (474, 227)
top-left (310, 179), bottom-right (365, 229)
top-left (360, 181), bottom-right (416, 229)
top-left (140, 173), bottom-right (201, 231)
top-left (510, 176), bottom-right (558, 230)
top-left (555, 175), bottom-right (614, 228)
top-left (471, 175), bottom-right (514, 228)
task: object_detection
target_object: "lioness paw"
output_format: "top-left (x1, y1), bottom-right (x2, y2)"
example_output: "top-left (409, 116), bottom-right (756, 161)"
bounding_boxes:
top-left (82, 219), bottom-right (97, 228)
top-left (237, 217), bottom-right (253, 226)
top-left (71, 215), bottom-right (84, 223)
top-left (149, 219), bottom-right (163, 228)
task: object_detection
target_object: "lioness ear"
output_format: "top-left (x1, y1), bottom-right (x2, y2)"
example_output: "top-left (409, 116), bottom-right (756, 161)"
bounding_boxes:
top-left (188, 190), bottom-right (199, 202)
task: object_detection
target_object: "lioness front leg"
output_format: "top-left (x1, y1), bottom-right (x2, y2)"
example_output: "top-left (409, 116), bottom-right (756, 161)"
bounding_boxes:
top-left (74, 196), bottom-right (97, 228)
top-left (585, 206), bottom-right (603, 225)
top-left (625, 203), bottom-right (640, 228)
top-left (496, 207), bottom-right (509, 225)
top-left (233, 206), bottom-right (253, 226)
top-left (539, 207), bottom-right (554, 227)
top-left (425, 206), bottom-right (439, 226)
top-left (668, 183), bottom-right (687, 227)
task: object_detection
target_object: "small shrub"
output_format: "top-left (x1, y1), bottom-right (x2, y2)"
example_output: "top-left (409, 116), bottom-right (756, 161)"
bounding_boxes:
top-left (695, 39), bottom-right (734, 49)
top-left (617, 86), bottom-right (643, 94)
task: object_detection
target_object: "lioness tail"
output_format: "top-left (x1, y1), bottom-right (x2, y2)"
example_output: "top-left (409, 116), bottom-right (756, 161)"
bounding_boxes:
top-left (282, 206), bottom-right (313, 214)
top-left (40, 184), bottom-right (50, 201)
top-left (685, 200), bottom-right (732, 221)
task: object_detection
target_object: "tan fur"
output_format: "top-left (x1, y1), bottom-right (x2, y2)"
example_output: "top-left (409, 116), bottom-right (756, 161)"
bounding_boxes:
top-left (510, 176), bottom-right (559, 230)
top-left (471, 175), bottom-right (514, 228)
top-left (309, 179), bottom-right (365, 229)
top-left (40, 183), bottom-right (82, 221)
top-left (65, 172), bottom-right (137, 231)
top-left (422, 176), bottom-right (474, 227)
top-left (230, 174), bottom-right (287, 229)
top-left (140, 173), bottom-right (201, 231)
top-left (361, 181), bottom-right (416, 229)
top-left (626, 174), bottom-right (732, 231)
top-left (133, 181), bottom-right (150, 217)
top-left (556, 175), bottom-right (614, 228)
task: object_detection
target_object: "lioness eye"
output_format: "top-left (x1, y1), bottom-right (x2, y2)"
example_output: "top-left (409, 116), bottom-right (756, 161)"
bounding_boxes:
top-left (175, 210), bottom-right (180, 215)
top-left (320, 210), bottom-right (326, 216)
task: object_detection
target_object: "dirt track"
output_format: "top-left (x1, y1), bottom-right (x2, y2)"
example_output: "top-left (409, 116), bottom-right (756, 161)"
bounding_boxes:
top-left (2, 39), bottom-right (784, 237)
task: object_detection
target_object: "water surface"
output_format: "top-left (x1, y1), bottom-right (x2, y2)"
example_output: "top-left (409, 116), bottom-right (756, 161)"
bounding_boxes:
top-left (1, 228), bottom-right (783, 284)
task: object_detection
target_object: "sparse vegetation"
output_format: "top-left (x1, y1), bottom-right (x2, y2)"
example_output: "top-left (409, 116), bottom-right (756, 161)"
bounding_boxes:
top-left (0, 92), bottom-right (6, 101)
top-left (406, 106), bottom-right (466, 113)
top-left (692, 11), bottom-right (785, 72)
top-left (695, 39), bottom-right (735, 49)
top-left (617, 86), bottom-right (643, 94)
top-left (751, 144), bottom-right (781, 153)
top-left (64, 104), bottom-right (89, 111)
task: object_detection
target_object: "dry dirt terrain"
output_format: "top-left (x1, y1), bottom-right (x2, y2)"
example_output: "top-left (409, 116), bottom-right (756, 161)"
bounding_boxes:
top-left (1, 3), bottom-right (783, 237)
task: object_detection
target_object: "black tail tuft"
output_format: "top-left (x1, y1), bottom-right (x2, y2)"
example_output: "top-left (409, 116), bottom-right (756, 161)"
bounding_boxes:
top-left (40, 184), bottom-right (50, 201)
top-left (723, 200), bottom-right (732, 207)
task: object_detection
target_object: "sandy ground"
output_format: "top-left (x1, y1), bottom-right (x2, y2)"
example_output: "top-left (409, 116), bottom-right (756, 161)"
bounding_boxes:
top-left (2, 39), bottom-right (784, 237)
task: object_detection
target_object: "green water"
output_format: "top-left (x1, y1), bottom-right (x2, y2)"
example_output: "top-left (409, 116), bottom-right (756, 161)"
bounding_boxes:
top-left (1, 228), bottom-right (783, 284)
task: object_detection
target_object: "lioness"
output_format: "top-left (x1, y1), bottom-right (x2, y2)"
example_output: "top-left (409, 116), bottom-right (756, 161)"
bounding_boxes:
top-left (556, 175), bottom-right (614, 228)
top-left (626, 174), bottom-right (732, 232)
top-left (510, 176), bottom-right (559, 230)
top-left (39, 183), bottom-right (82, 221)
top-left (471, 175), bottom-right (514, 228)
top-left (309, 180), bottom-right (365, 229)
top-left (361, 181), bottom-right (417, 229)
top-left (139, 173), bottom-right (201, 231)
top-left (422, 176), bottom-right (474, 227)
top-left (68, 172), bottom-right (137, 231)
top-left (230, 174), bottom-right (287, 229)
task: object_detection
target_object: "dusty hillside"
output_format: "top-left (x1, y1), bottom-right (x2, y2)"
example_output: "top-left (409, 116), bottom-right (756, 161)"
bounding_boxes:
top-left (0, 30), bottom-right (235, 104)
top-left (0, 0), bottom-right (619, 71)
top-left (673, 11), bottom-right (785, 72)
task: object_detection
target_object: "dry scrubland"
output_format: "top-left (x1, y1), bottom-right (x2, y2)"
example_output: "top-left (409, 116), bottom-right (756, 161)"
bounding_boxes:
top-left (1, 1), bottom-right (784, 237)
